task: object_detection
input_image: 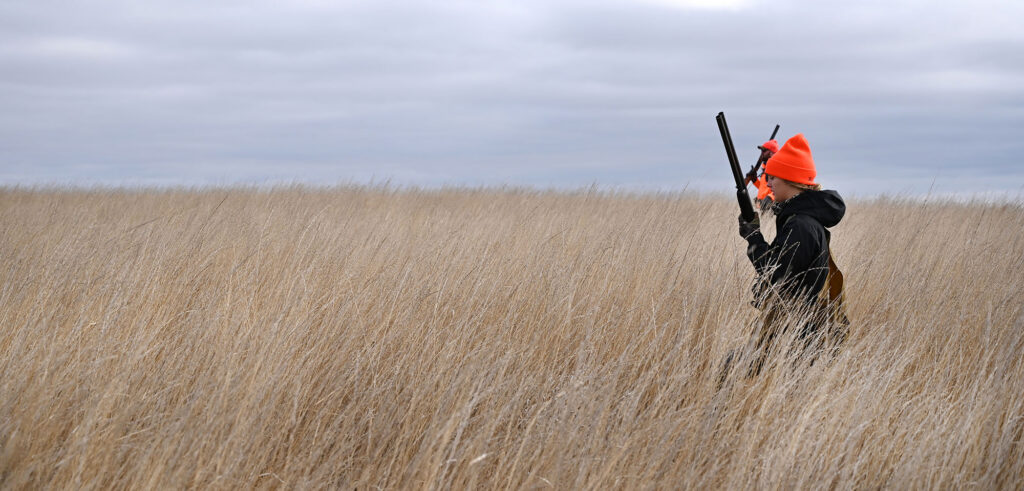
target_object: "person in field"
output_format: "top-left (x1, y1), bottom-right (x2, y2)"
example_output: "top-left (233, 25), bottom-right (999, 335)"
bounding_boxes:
top-left (727, 133), bottom-right (849, 379)
top-left (750, 139), bottom-right (779, 205)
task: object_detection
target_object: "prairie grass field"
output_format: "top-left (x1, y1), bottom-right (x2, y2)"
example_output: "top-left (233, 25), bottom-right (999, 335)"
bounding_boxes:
top-left (1, 186), bottom-right (1022, 489)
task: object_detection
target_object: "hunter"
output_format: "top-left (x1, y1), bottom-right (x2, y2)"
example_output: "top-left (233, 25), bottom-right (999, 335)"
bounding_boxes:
top-left (733, 133), bottom-right (849, 377)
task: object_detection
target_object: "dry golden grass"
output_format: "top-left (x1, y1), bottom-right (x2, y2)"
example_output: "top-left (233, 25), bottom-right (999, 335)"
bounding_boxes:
top-left (1, 186), bottom-right (1022, 489)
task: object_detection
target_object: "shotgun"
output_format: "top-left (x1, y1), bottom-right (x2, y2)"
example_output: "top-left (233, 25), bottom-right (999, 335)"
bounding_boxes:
top-left (716, 112), bottom-right (756, 222)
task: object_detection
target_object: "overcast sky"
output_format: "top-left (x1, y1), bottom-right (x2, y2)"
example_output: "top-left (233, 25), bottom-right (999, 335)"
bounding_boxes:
top-left (1, 0), bottom-right (1022, 197)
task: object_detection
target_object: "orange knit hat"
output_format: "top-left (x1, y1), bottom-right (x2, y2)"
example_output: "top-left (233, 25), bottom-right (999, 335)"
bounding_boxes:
top-left (764, 133), bottom-right (817, 185)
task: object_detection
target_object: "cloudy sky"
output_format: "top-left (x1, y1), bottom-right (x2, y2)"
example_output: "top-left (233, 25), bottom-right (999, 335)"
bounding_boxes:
top-left (1, 0), bottom-right (1022, 197)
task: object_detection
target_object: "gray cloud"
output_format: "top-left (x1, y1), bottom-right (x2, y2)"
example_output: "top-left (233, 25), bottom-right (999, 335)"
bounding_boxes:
top-left (1, 0), bottom-right (1022, 195)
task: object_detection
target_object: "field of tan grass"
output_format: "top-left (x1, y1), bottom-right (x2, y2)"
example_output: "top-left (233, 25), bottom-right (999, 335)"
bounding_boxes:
top-left (1, 186), bottom-right (1022, 489)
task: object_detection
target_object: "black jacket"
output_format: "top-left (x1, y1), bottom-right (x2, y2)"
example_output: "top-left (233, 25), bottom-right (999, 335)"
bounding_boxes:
top-left (745, 190), bottom-right (845, 305)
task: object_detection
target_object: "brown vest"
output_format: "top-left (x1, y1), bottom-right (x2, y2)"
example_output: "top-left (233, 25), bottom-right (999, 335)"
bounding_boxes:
top-left (819, 248), bottom-right (850, 328)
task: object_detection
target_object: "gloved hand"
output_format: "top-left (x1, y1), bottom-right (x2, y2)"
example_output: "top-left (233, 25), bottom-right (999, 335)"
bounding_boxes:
top-left (738, 213), bottom-right (761, 239)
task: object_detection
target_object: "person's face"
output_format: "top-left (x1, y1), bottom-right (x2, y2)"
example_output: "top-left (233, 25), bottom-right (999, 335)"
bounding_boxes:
top-left (766, 174), bottom-right (800, 202)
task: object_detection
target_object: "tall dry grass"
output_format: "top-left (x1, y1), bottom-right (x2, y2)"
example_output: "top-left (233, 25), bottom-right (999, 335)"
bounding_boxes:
top-left (0, 186), bottom-right (1022, 489)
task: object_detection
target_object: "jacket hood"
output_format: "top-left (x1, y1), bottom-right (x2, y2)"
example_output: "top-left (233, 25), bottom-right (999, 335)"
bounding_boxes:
top-left (775, 189), bottom-right (845, 228)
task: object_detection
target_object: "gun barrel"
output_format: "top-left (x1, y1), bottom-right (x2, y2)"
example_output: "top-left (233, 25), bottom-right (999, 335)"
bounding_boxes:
top-left (716, 112), bottom-right (757, 222)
